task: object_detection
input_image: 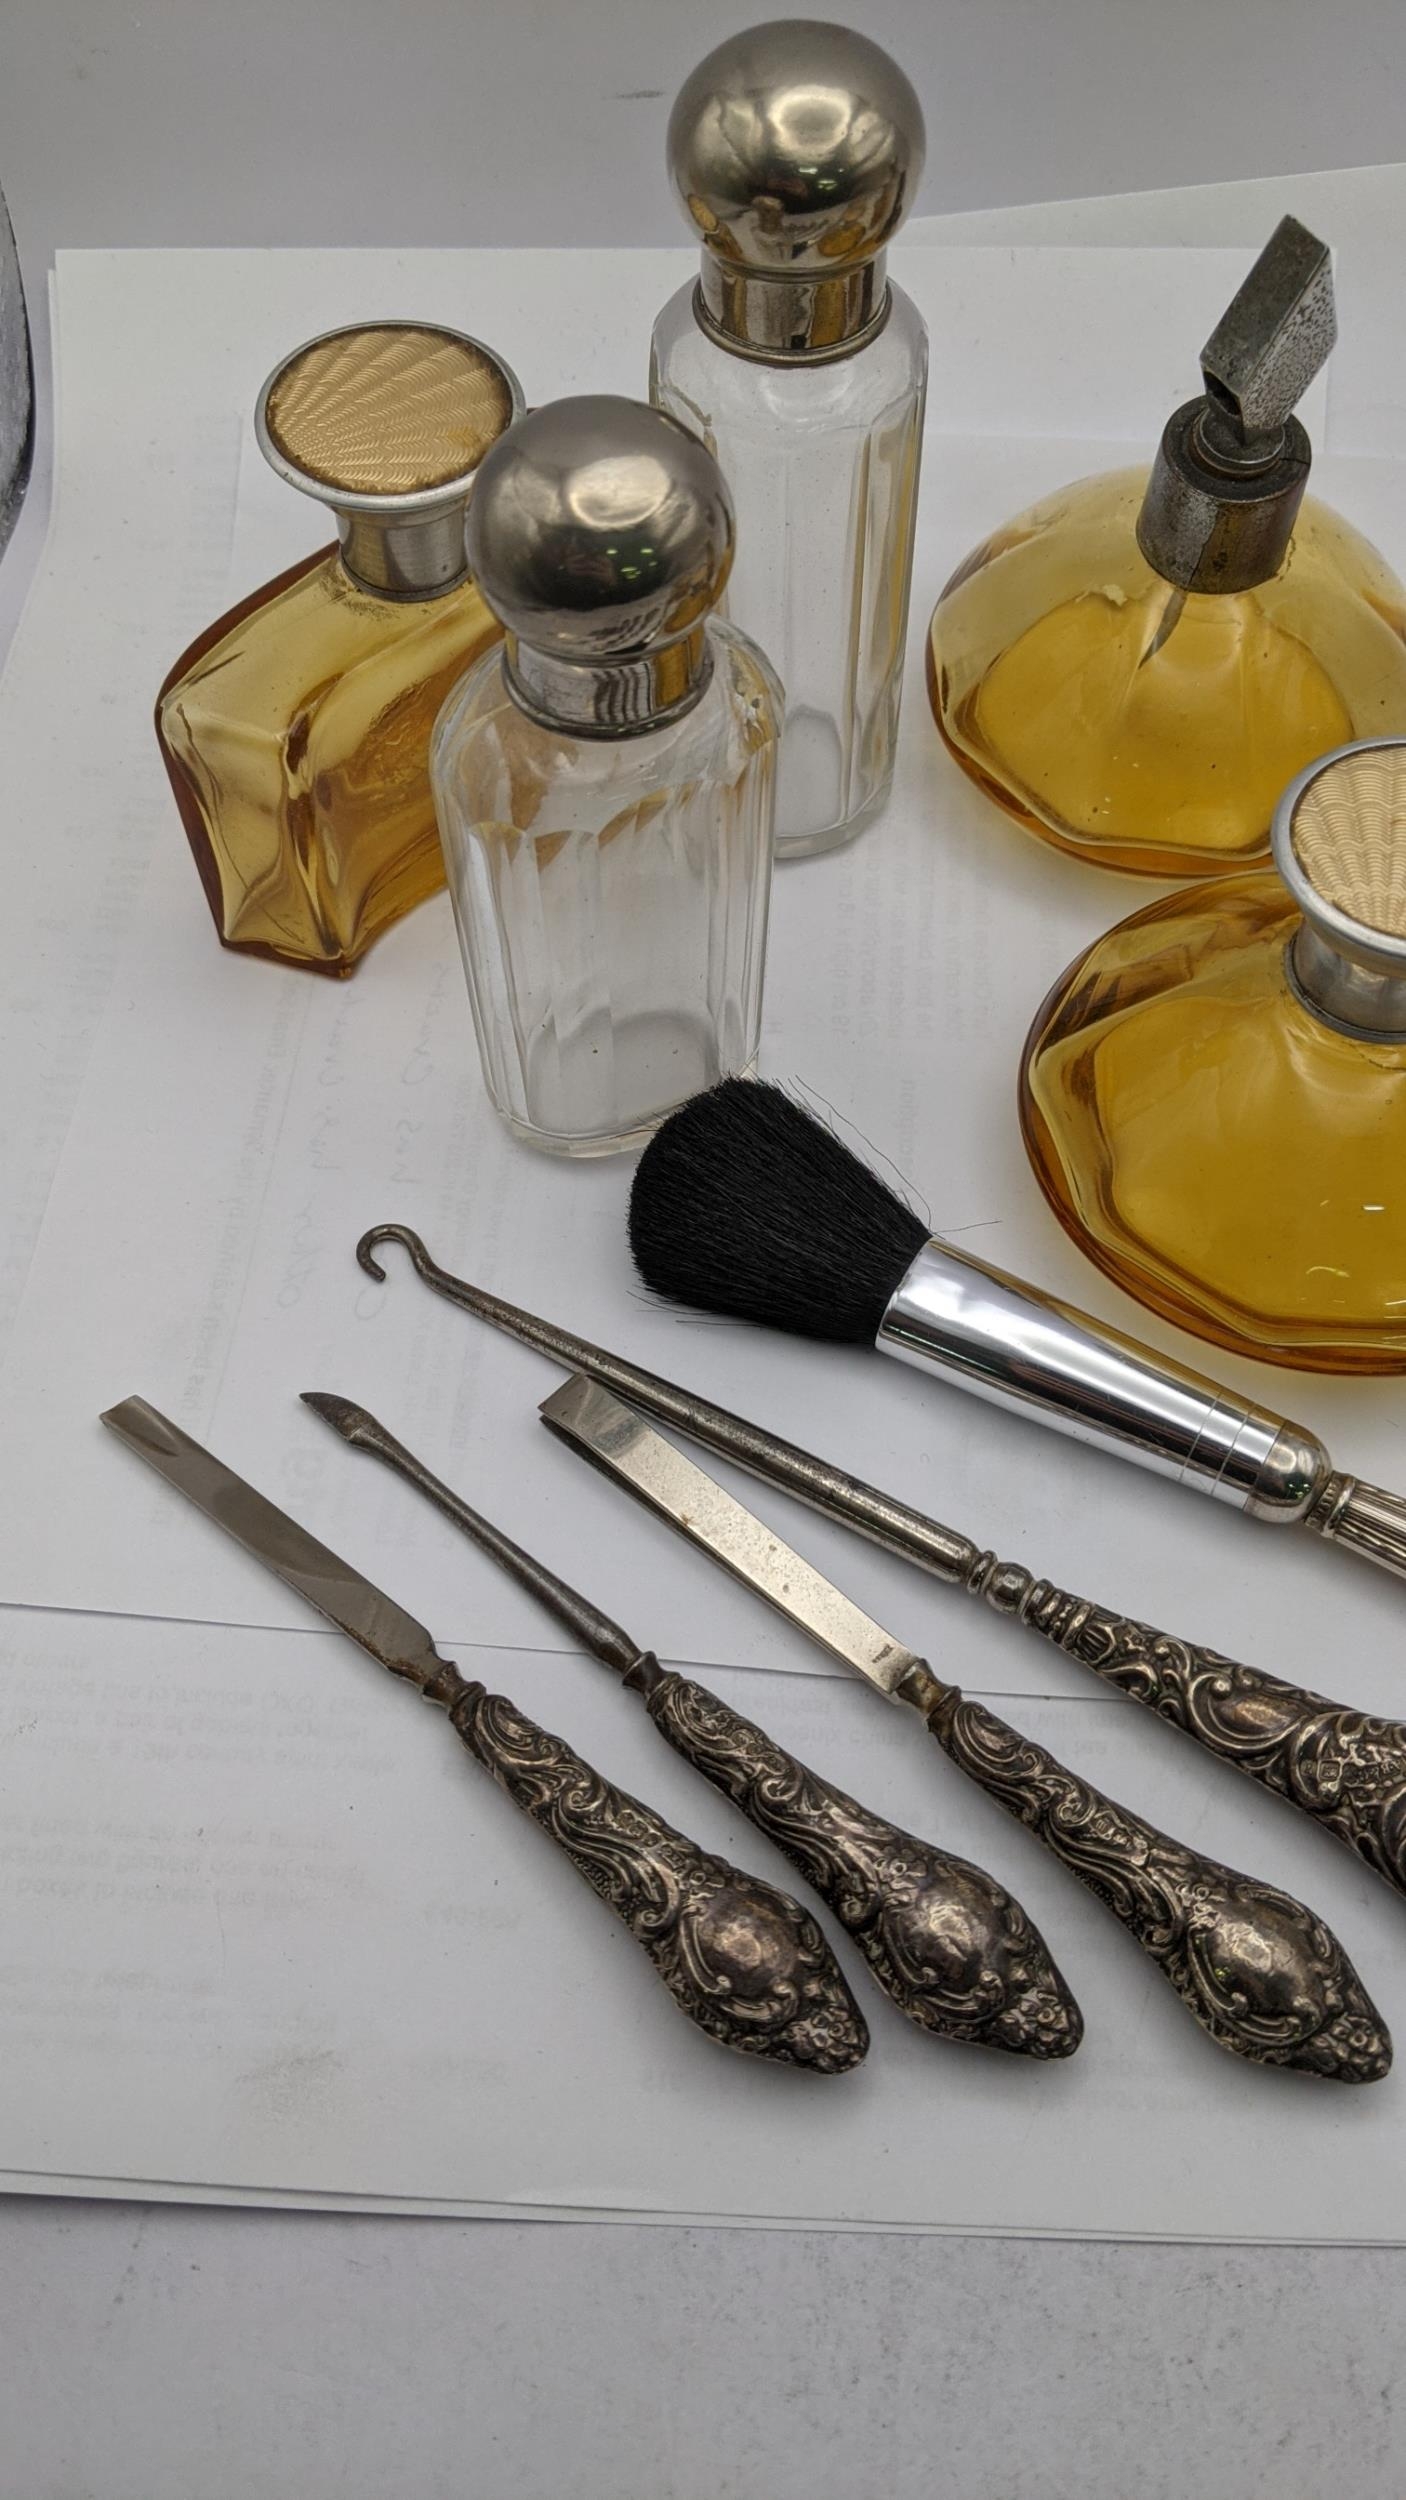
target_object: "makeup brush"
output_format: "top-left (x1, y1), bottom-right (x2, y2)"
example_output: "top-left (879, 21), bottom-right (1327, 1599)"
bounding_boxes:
top-left (627, 1079), bottom-right (1406, 1585)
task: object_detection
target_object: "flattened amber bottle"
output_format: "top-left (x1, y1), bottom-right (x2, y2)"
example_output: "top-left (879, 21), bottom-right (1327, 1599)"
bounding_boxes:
top-left (1021, 738), bottom-right (1406, 1373)
top-left (929, 219), bottom-right (1406, 877)
top-left (157, 322), bottom-right (523, 976)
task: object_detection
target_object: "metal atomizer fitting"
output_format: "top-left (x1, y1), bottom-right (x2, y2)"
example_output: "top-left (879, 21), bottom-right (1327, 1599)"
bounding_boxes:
top-left (1136, 217), bottom-right (1336, 596)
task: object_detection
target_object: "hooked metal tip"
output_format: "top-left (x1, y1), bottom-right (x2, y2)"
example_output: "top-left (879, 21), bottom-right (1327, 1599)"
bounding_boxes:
top-left (356, 1223), bottom-right (431, 1283)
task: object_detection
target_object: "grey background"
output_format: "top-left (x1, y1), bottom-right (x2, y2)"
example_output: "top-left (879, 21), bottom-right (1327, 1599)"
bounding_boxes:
top-left (4, 2), bottom-right (1406, 2493)
top-left (6, 0), bottom-right (1406, 273)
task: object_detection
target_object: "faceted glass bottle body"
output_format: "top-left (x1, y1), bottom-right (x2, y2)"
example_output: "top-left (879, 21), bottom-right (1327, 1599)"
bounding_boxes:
top-left (651, 283), bottom-right (927, 861)
top-left (431, 622), bottom-right (781, 1156)
top-left (1021, 871), bottom-right (1406, 1371)
top-left (929, 469), bottom-right (1406, 877)
top-left (157, 547), bottom-right (501, 977)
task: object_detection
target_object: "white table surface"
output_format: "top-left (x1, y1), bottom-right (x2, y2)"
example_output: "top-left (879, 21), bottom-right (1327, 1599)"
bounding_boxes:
top-left (5, 2), bottom-right (1406, 2483)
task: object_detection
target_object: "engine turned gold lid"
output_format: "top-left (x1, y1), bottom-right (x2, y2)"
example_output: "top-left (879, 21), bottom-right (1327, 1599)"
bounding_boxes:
top-left (256, 321), bottom-right (524, 598)
top-left (1276, 738), bottom-right (1406, 1037)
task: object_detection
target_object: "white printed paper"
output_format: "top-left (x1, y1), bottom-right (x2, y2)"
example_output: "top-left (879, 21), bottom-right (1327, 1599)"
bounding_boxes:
top-left (2, 1605), bottom-right (1403, 2239)
top-left (2, 245), bottom-right (1406, 2232)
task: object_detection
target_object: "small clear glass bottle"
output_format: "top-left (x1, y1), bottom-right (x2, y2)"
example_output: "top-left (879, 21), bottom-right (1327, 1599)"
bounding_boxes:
top-left (1020, 737), bottom-right (1406, 1373)
top-left (431, 397), bottom-right (782, 1157)
top-left (929, 220), bottom-right (1406, 877)
top-left (157, 322), bottom-right (523, 976)
top-left (651, 22), bottom-right (928, 862)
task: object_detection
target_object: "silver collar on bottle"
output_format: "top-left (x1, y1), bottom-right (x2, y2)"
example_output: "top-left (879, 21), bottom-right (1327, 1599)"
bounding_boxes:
top-left (694, 253), bottom-right (892, 366)
top-left (504, 624), bottom-right (714, 739)
top-left (331, 498), bottom-right (476, 601)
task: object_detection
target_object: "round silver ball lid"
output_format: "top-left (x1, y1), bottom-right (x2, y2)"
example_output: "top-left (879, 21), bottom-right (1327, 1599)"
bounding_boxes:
top-left (467, 396), bottom-right (735, 735)
top-left (667, 20), bottom-right (925, 362)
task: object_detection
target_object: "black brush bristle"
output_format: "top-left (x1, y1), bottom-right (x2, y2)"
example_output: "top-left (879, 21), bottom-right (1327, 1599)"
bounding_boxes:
top-left (628, 1079), bottom-right (931, 1345)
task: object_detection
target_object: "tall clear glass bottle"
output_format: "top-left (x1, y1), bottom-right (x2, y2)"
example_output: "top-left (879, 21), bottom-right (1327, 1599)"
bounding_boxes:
top-left (929, 219), bottom-right (1406, 877)
top-left (431, 398), bottom-right (781, 1157)
top-left (157, 322), bottom-right (523, 976)
top-left (1021, 737), bottom-right (1406, 1372)
top-left (651, 22), bottom-right (927, 862)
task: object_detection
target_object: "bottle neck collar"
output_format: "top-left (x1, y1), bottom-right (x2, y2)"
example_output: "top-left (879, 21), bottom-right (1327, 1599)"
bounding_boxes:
top-left (694, 251), bottom-right (890, 365)
top-left (333, 496), bottom-right (472, 601)
top-left (1288, 922), bottom-right (1406, 1041)
top-left (503, 624), bottom-right (713, 739)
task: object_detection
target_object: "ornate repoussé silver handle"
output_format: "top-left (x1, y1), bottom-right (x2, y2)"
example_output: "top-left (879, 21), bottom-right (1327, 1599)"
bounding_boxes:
top-left (345, 1233), bottom-right (1406, 1896)
top-left (982, 1570), bottom-right (1406, 1902)
top-left (436, 1665), bottom-right (870, 2075)
top-left (907, 1668), bottom-right (1392, 2084)
top-left (304, 1387), bottom-right (1084, 2062)
top-left (626, 1655), bottom-right (1082, 2059)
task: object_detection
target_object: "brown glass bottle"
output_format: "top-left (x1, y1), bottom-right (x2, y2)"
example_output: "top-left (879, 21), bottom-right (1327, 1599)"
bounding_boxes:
top-left (929, 473), bottom-right (1406, 877)
top-left (929, 219), bottom-right (1406, 877)
top-left (156, 322), bottom-right (523, 977)
top-left (1021, 739), bottom-right (1406, 1373)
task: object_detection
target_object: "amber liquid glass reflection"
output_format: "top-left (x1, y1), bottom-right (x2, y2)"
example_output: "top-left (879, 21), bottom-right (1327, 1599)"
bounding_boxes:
top-left (157, 548), bottom-right (501, 977)
top-left (1021, 871), bottom-right (1406, 1371)
top-left (929, 470), bottom-right (1406, 877)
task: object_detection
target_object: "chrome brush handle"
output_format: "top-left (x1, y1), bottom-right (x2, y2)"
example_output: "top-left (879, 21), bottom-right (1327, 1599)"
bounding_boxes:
top-left (356, 1226), bottom-right (1406, 1584)
top-left (444, 1671), bottom-right (869, 2074)
top-left (907, 1673), bottom-right (1391, 2084)
top-left (990, 1571), bottom-right (1406, 1900)
top-left (880, 1241), bottom-right (1328, 1522)
top-left (626, 1654), bottom-right (1082, 2058)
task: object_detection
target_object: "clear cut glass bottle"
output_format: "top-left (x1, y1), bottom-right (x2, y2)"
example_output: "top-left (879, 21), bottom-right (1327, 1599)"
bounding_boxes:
top-left (431, 397), bottom-right (781, 1157)
top-left (1020, 737), bottom-right (1406, 1373)
top-left (156, 322), bottom-right (523, 976)
top-left (651, 22), bottom-right (928, 862)
top-left (929, 219), bottom-right (1406, 877)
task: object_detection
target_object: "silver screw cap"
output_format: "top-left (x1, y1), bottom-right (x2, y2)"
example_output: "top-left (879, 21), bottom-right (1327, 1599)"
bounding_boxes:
top-left (666, 20), bottom-right (925, 363)
top-left (466, 395), bottom-right (735, 736)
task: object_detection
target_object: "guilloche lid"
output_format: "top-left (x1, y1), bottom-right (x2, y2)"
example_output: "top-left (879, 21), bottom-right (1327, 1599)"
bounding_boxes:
top-left (256, 322), bottom-right (524, 599)
top-left (466, 395), bottom-right (735, 737)
top-left (1274, 738), bottom-right (1406, 1038)
top-left (666, 20), bottom-right (924, 364)
top-left (1136, 219), bottom-right (1336, 596)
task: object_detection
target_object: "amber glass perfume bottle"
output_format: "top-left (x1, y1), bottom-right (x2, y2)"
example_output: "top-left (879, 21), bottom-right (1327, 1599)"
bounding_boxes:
top-left (1021, 737), bottom-right (1406, 1373)
top-left (157, 322), bottom-right (523, 976)
top-left (928, 220), bottom-right (1406, 877)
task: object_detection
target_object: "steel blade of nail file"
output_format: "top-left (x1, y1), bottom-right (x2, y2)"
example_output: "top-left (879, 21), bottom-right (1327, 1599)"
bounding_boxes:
top-left (540, 1376), bottom-right (927, 1700)
top-left (99, 1398), bottom-right (442, 1682)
